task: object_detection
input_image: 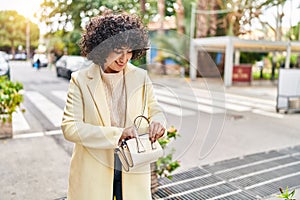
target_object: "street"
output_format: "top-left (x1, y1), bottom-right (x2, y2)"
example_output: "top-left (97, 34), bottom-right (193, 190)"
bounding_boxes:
top-left (2, 60), bottom-right (300, 199)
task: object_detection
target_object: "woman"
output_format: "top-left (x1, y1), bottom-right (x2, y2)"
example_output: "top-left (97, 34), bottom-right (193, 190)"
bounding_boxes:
top-left (61, 11), bottom-right (166, 200)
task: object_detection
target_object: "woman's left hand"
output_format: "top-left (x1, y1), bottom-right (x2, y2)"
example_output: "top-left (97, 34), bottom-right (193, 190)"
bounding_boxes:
top-left (149, 121), bottom-right (165, 143)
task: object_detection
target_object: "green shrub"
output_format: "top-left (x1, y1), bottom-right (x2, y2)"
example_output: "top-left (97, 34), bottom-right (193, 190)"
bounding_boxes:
top-left (0, 76), bottom-right (24, 123)
top-left (156, 126), bottom-right (181, 179)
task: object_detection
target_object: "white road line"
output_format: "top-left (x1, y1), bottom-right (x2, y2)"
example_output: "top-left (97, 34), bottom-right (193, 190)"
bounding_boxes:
top-left (13, 131), bottom-right (44, 139)
top-left (155, 87), bottom-right (282, 118)
top-left (51, 90), bottom-right (67, 102)
top-left (12, 108), bottom-right (30, 132)
top-left (158, 102), bottom-right (196, 116)
top-left (192, 87), bottom-right (276, 106)
top-left (225, 97), bottom-right (275, 111)
top-left (252, 109), bottom-right (284, 119)
top-left (155, 89), bottom-right (251, 113)
top-left (45, 129), bottom-right (62, 135)
top-left (155, 90), bottom-right (225, 113)
top-left (12, 130), bottom-right (62, 139)
top-left (25, 91), bottom-right (63, 127)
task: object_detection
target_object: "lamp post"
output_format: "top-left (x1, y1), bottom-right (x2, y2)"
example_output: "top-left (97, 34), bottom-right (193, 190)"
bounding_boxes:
top-left (298, 3), bottom-right (300, 40)
top-left (26, 19), bottom-right (30, 60)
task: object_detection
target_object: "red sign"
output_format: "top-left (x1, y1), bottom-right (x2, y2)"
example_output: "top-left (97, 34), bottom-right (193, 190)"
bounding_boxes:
top-left (232, 65), bottom-right (252, 82)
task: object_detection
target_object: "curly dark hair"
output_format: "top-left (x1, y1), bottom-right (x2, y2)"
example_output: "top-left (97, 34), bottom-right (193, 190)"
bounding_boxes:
top-left (80, 12), bottom-right (149, 67)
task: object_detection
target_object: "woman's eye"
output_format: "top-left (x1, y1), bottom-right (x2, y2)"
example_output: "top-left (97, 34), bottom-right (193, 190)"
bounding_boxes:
top-left (114, 50), bottom-right (122, 54)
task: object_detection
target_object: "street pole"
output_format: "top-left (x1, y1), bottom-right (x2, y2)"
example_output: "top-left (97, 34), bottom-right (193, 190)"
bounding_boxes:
top-left (26, 19), bottom-right (30, 60)
top-left (189, 3), bottom-right (196, 81)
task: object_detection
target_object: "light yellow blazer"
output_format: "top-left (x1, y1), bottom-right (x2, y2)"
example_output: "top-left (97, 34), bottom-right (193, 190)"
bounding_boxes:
top-left (61, 63), bottom-right (166, 200)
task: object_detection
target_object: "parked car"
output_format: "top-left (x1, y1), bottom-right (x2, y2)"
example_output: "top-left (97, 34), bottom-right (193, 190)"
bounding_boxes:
top-left (56, 55), bottom-right (92, 79)
top-left (14, 53), bottom-right (27, 60)
top-left (0, 51), bottom-right (10, 61)
top-left (0, 55), bottom-right (10, 79)
top-left (32, 53), bottom-right (48, 67)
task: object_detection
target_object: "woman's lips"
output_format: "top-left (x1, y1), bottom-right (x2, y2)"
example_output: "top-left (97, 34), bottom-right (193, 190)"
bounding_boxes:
top-left (116, 61), bottom-right (126, 67)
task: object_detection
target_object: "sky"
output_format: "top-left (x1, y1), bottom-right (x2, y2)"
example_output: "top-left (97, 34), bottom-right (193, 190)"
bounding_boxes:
top-left (1, 0), bottom-right (300, 33)
top-left (0, 0), bottom-right (43, 22)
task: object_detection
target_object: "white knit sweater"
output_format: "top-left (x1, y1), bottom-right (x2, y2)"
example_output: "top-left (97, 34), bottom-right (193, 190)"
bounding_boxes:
top-left (100, 69), bottom-right (126, 128)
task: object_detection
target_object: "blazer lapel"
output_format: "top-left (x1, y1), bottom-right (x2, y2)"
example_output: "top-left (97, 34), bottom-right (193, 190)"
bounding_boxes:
top-left (86, 64), bottom-right (111, 126)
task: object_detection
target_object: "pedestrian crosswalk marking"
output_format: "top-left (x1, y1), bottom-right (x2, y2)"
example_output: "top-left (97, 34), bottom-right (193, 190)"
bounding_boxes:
top-left (157, 94), bottom-right (225, 114)
top-left (25, 91), bottom-right (63, 127)
top-left (252, 109), bottom-right (284, 119)
top-left (155, 88), bottom-right (225, 114)
top-left (158, 102), bottom-right (196, 116)
top-left (12, 108), bottom-right (30, 133)
top-left (154, 87), bottom-right (282, 117)
top-left (13, 87), bottom-right (284, 135)
top-left (51, 90), bottom-right (67, 102)
top-left (155, 88), bottom-right (248, 113)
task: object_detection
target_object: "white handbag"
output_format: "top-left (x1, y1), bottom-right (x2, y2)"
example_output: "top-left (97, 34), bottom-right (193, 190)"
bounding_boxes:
top-left (115, 115), bottom-right (163, 172)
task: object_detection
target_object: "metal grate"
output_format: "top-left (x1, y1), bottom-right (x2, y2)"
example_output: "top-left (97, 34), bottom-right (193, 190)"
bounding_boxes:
top-left (202, 151), bottom-right (284, 173)
top-left (248, 174), bottom-right (300, 198)
top-left (153, 175), bottom-right (222, 199)
top-left (214, 191), bottom-right (257, 200)
top-left (158, 167), bottom-right (210, 185)
top-left (231, 163), bottom-right (300, 188)
top-left (152, 145), bottom-right (300, 199)
top-left (167, 183), bottom-right (239, 200)
top-left (217, 156), bottom-right (300, 180)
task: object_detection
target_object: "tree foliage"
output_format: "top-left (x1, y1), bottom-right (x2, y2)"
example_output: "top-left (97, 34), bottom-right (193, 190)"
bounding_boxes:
top-left (37, 0), bottom-right (178, 33)
top-left (195, 0), bottom-right (287, 37)
top-left (0, 10), bottom-right (39, 54)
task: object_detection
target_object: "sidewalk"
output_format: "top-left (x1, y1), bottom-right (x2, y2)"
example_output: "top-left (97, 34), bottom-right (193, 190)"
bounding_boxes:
top-left (0, 134), bottom-right (71, 200)
top-left (1, 77), bottom-right (300, 200)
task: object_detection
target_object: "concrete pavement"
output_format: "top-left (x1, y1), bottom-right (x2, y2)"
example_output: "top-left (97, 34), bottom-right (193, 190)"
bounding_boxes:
top-left (1, 77), bottom-right (300, 200)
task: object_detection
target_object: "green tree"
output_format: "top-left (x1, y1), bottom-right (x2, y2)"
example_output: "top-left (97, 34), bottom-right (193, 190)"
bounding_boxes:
top-left (46, 30), bottom-right (66, 58)
top-left (195, 0), bottom-right (286, 37)
top-left (0, 10), bottom-right (39, 56)
top-left (63, 29), bottom-right (81, 55)
top-left (154, 31), bottom-right (189, 69)
top-left (37, 0), bottom-right (179, 33)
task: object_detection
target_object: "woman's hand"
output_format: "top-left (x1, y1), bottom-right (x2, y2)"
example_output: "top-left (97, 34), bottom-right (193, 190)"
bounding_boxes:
top-left (120, 126), bottom-right (136, 142)
top-left (149, 121), bottom-right (165, 143)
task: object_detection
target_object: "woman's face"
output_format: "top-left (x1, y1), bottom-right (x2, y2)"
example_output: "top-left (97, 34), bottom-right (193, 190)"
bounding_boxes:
top-left (103, 47), bottom-right (133, 73)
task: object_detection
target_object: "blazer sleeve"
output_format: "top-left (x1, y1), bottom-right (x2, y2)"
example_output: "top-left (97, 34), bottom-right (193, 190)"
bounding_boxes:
top-left (61, 74), bottom-right (123, 149)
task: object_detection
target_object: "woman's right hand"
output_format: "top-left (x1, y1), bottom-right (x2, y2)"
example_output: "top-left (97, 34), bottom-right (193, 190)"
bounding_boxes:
top-left (119, 126), bottom-right (136, 142)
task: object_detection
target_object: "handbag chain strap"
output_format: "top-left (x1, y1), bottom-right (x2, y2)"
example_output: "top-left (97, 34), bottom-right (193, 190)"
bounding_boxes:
top-left (135, 76), bottom-right (148, 129)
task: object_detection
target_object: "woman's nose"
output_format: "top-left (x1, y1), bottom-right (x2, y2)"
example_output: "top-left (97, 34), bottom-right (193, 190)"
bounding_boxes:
top-left (119, 53), bottom-right (126, 62)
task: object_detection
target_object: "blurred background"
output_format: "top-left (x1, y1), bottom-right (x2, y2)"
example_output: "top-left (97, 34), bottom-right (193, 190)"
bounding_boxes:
top-left (1, 1), bottom-right (300, 200)
top-left (1, 0), bottom-right (300, 79)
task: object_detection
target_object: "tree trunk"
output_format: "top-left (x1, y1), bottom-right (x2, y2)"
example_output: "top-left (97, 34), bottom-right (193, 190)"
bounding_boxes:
top-left (11, 40), bottom-right (15, 59)
top-left (175, 0), bottom-right (185, 34)
top-left (158, 0), bottom-right (165, 34)
top-left (196, 0), bottom-right (208, 38)
top-left (157, 0), bottom-right (166, 75)
top-left (208, 0), bottom-right (217, 36)
top-left (140, 0), bottom-right (146, 14)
